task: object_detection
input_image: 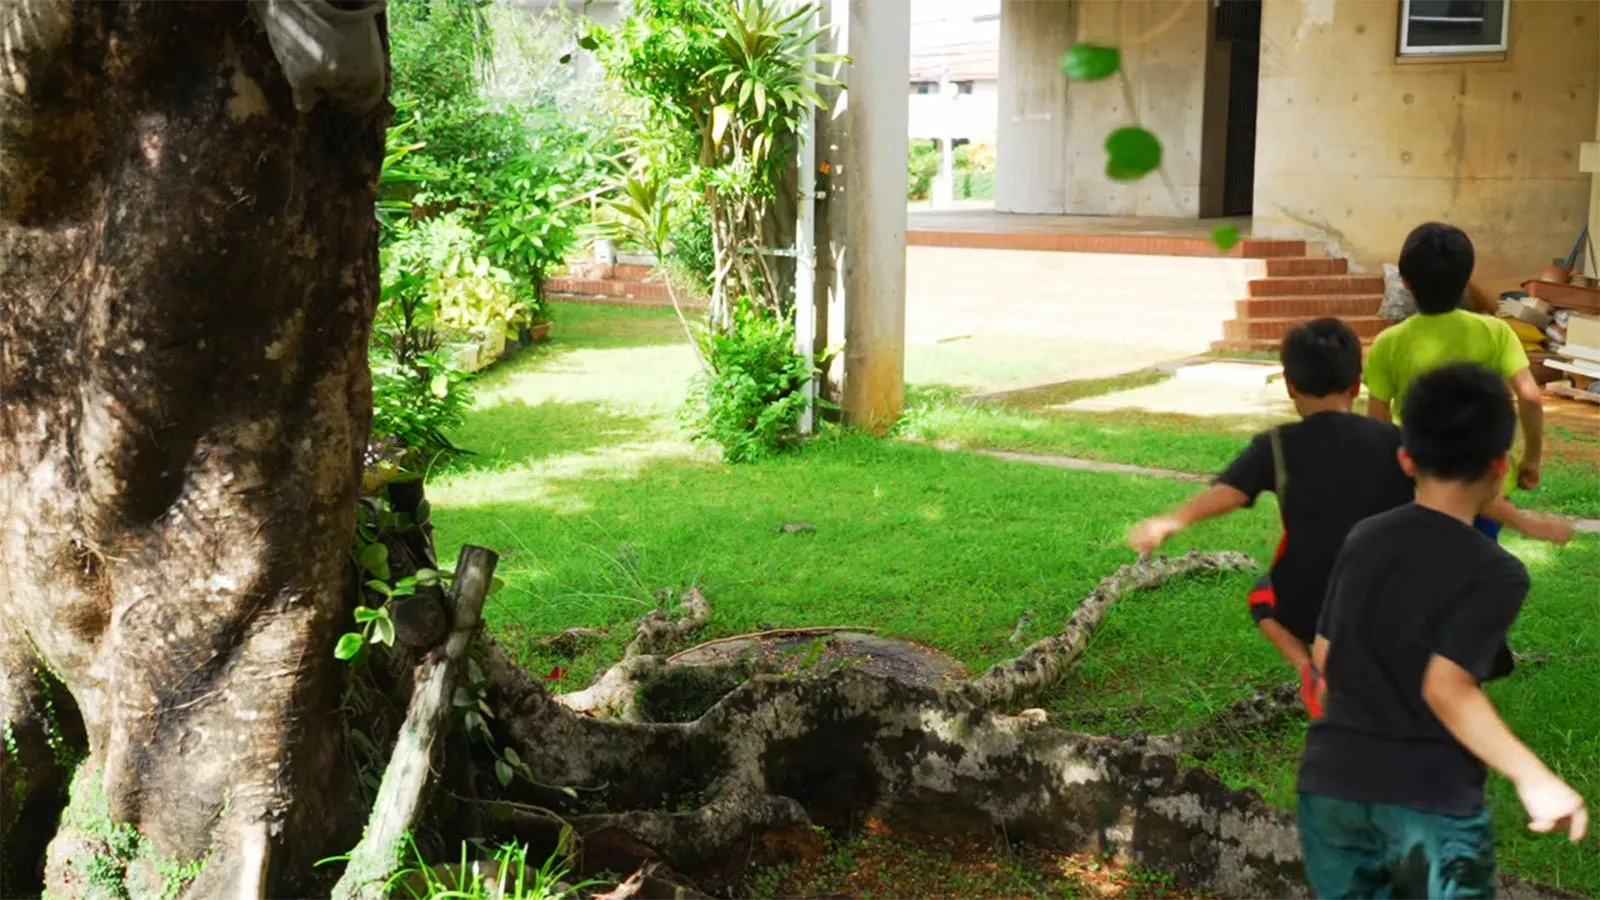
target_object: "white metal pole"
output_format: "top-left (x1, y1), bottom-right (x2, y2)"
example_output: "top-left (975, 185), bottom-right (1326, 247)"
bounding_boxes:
top-left (794, 3), bottom-right (820, 435)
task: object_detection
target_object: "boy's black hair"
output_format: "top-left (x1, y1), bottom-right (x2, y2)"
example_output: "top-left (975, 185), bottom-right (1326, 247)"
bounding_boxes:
top-left (1399, 222), bottom-right (1475, 315)
top-left (1401, 363), bottom-right (1515, 482)
top-left (1280, 317), bottom-right (1362, 397)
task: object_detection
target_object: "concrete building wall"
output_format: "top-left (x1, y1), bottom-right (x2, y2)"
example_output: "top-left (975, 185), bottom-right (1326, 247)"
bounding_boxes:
top-left (997, 0), bottom-right (1212, 217)
top-left (1253, 0), bottom-right (1600, 291)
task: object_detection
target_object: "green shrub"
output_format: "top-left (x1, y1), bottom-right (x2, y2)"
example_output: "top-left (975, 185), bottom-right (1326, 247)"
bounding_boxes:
top-left (686, 307), bottom-right (817, 463)
top-left (666, 198), bottom-right (715, 293)
top-left (907, 139), bottom-right (939, 202)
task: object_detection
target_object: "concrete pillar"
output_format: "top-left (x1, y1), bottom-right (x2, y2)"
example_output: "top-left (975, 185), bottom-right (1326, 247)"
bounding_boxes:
top-left (813, 0), bottom-right (908, 432)
top-left (996, 0), bottom-right (1073, 214)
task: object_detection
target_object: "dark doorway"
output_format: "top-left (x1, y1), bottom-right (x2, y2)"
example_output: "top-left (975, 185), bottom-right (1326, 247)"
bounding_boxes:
top-left (1215, 0), bottom-right (1261, 216)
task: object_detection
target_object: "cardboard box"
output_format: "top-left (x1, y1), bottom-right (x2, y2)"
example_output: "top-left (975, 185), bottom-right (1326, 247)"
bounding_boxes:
top-left (1567, 314), bottom-right (1600, 349)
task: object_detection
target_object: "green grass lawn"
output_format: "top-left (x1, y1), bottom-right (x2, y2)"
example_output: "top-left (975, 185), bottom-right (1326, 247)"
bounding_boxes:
top-left (432, 303), bottom-right (1600, 894)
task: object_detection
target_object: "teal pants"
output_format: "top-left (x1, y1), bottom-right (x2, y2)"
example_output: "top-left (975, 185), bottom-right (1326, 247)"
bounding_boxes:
top-left (1298, 793), bottom-right (1497, 899)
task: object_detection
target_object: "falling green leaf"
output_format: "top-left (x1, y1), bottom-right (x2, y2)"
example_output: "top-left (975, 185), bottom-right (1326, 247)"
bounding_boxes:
top-left (334, 632), bottom-right (364, 661)
top-left (1211, 225), bottom-right (1242, 251)
top-left (577, 34), bottom-right (598, 51)
top-left (488, 576), bottom-right (506, 596)
top-left (558, 52), bottom-right (573, 65)
top-left (1060, 44), bottom-right (1121, 81)
top-left (495, 760), bottom-right (513, 787)
top-left (360, 543), bottom-right (390, 581)
top-left (1104, 127), bottom-right (1162, 181)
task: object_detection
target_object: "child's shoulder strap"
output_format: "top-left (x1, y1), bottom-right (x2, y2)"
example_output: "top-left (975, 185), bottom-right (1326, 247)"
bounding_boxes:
top-left (1268, 425), bottom-right (1288, 507)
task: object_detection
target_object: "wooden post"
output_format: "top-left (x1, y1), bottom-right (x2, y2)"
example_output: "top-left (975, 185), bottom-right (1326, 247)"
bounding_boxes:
top-left (331, 546), bottom-right (499, 900)
top-left (839, 0), bottom-right (910, 432)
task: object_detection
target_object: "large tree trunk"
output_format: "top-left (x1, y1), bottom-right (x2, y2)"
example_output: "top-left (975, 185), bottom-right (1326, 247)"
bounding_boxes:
top-left (0, 2), bottom-right (385, 894)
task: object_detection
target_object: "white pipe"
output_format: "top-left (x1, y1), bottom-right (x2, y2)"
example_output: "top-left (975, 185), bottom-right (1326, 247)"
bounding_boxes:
top-left (794, 2), bottom-right (820, 435)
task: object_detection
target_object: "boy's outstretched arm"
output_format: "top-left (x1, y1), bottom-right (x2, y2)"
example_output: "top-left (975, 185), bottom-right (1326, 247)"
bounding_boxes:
top-left (1366, 396), bottom-right (1393, 424)
top-left (1424, 655), bottom-right (1588, 841)
top-left (1510, 368), bottom-right (1545, 490)
top-left (1483, 495), bottom-right (1573, 545)
top-left (1127, 484), bottom-right (1249, 556)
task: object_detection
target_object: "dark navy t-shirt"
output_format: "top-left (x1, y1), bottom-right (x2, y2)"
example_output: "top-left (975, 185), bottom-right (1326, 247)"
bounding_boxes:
top-left (1298, 504), bottom-right (1529, 815)
top-left (1215, 411), bottom-right (1416, 642)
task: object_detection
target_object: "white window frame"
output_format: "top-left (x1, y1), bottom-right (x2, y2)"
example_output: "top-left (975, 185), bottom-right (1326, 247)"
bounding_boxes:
top-left (1398, 0), bottom-right (1509, 58)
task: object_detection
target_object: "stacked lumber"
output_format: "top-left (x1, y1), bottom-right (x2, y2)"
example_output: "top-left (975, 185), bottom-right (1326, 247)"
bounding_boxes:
top-left (1512, 281), bottom-right (1600, 405)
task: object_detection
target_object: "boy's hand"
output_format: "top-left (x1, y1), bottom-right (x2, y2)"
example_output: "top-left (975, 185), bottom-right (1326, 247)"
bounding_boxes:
top-left (1518, 459), bottom-right (1541, 490)
top-left (1517, 771), bottom-right (1589, 842)
top-left (1297, 661), bottom-right (1325, 719)
top-left (1128, 516), bottom-right (1182, 557)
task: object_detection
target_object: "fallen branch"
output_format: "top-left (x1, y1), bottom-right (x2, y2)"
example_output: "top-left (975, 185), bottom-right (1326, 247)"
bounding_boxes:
top-left (1141, 682), bottom-right (1301, 756)
top-left (625, 588), bottom-right (712, 659)
top-left (333, 546), bottom-right (498, 900)
top-left (959, 552), bottom-right (1256, 708)
top-left (665, 626), bottom-right (879, 662)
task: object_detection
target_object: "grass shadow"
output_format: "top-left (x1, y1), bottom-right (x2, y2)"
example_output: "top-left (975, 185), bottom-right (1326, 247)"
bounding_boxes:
top-left (439, 399), bottom-right (662, 477)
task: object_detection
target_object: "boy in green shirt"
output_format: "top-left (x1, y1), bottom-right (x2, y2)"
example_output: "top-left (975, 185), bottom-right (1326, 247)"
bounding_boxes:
top-left (1364, 223), bottom-right (1545, 541)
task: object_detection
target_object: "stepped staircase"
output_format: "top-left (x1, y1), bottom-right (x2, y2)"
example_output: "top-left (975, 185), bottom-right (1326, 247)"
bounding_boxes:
top-left (1219, 256), bottom-right (1387, 351)
top-left (543, 261), bottom-right (702, 309)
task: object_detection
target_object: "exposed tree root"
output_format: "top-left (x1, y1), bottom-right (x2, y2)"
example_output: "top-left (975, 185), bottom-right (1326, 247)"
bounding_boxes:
top-left (1142, 683), bottom-right (1302, 757)
top-left (958, 552), bottom-right (1255, 708)
top-left (477, 553), bottom-right (1348, 897)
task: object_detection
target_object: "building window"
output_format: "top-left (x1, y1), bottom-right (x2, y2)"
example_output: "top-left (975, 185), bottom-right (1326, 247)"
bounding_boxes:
top-left (912, 81), bottom-right (939, 95)
top-left (1398, 0), bottom-right (1508, 57)
top-left (955, 81), bottom-right (975, 95)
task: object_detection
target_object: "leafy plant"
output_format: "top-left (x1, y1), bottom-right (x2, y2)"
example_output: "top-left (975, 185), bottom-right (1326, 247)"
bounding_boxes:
top-left (597, 0), bottom-right (842, 329)
top-left (387, 834), bottom-right (596, 900)
top-left (685, 303), bottom-right (822, 462)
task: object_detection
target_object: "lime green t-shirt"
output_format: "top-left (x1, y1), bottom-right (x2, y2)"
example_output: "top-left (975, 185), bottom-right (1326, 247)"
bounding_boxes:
top-left (1364, 309), bottom-right (1530, 418)
top-left (1364, 309), bottom-right (1530, 491)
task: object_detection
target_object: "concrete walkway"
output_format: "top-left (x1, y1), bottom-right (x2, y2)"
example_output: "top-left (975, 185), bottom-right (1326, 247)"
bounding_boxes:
top-left (948, 445), bottom-right (1600, 535)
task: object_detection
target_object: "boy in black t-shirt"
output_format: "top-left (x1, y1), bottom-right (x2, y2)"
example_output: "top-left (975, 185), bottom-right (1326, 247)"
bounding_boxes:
top-left (1298, 363), bottom-right (1588, 899)
top-left (1129, 319), bottom-right (1570, 717)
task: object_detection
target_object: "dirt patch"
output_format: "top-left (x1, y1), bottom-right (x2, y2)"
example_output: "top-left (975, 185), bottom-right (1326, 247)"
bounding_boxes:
top-left (669, 630), bottom-right (969, 688)
top-left (738, 821), bottom-right (1211, 899)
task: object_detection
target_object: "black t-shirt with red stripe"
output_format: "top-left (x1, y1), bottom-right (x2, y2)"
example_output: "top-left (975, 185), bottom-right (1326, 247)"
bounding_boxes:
top-left (1215, 411), bottom-right (1416, 643)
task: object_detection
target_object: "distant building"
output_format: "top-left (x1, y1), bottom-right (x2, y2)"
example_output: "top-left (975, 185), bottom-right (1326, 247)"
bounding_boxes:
top-left (908, 40), bottom-right (998, 146)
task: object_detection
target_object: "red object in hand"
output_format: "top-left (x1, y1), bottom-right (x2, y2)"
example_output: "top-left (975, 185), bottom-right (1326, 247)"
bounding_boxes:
top-left (1299, 661), bottom-right (1324, 719)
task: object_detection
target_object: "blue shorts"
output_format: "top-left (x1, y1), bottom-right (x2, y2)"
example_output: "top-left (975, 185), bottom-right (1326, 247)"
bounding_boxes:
top-left (1473, 515), bottom-right (1501, 542)
top-left (1298, 793), bottom-right (1497, 899)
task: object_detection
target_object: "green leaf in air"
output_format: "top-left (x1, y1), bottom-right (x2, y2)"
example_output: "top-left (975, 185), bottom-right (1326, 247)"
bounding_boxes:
top-left (1060, 44), bottom-right (1121, 81)
top-left (495, 760), bottom-right (514, 788)
top-left (488, 576), bottom-right (505, 596)
top-left (360, 543), bottom-right (390, 581)
top-left (334, 632), bottom-right (364, 661)
top-left (1211, 225), bottom-right (1242, 251)
top-left (577, 34), bottom-right (598, 51)
top-left (1104, 127), bottom-right (1162, 181)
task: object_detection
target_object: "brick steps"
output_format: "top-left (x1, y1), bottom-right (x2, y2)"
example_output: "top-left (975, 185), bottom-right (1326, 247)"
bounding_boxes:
top-left (907, 229), bottom-right (1308, 259)
top-left (1246, 274), bottom-right (1384, 297)
top-left (1236, 294), bottom-right (1383, 318)
top-left (1263, 257), bottom-right (1349, 276)
top-left (1223, 315), bottom-right (1388, 342)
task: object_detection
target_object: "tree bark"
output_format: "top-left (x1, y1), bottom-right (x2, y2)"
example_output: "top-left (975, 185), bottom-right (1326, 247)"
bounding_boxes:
top-left (1, 2), bottom-right (386, 894)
